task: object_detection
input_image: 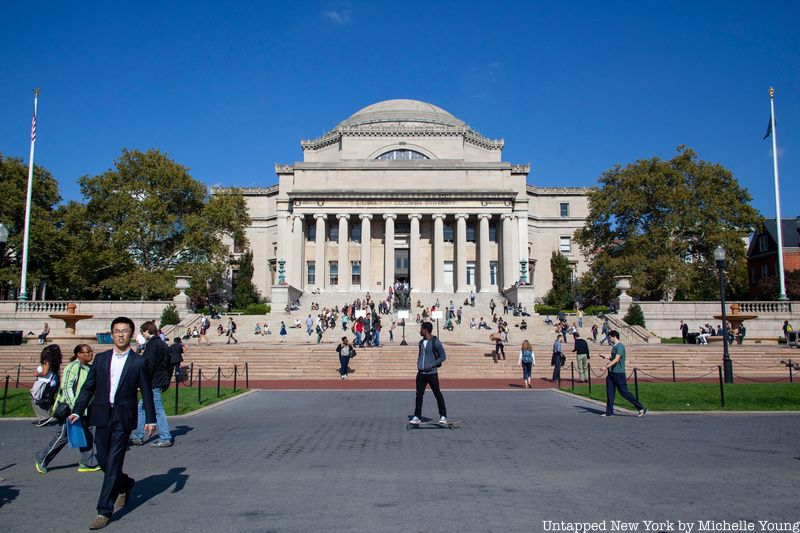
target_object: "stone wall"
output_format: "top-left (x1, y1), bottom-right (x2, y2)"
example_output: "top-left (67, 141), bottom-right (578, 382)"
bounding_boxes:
top-left (636, 301), bottom-right (797, 339)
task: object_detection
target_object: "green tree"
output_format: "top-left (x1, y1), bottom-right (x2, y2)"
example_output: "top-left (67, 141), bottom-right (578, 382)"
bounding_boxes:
top-left (543, 251), bottom-right (574, 309)
top-left (574, 146), bottom-right (761, 302)
top-left (232, 249), bottom-right (261, 308)
top-left (623, 303), bottom-right (646, 327)
top-left (77, 148), bottom-right (250, 299)
top-left (0, 153), bottom-right (62, 298)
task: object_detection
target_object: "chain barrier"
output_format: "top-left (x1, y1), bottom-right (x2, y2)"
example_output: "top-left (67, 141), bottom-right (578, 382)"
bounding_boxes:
top-left (731, 374), bottom-right (790, 383)
top-left (731, 360), bottom-right (785, 370)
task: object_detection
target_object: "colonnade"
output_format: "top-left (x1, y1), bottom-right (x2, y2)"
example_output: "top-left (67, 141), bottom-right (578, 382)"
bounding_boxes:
top-left (282, 212), bottom-right (526, 293)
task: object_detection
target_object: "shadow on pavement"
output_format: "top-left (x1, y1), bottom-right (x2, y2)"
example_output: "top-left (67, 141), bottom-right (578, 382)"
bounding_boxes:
top-left (0, 463), bottom-right (15, 473)
top-left (172, 425), bottom-right (193, 438)
top-left (46, 462), bottom-right (79, 472)
top-left (0, 484), bottom-right (20, 509)
top-left (113, 467), bottom-right (189, 521)
top-left (575, 405), bottom-right (605, 415)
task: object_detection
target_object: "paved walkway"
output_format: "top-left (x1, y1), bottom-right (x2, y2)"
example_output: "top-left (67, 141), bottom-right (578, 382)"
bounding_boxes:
top-left (0, 390), bottom-right (798, 532)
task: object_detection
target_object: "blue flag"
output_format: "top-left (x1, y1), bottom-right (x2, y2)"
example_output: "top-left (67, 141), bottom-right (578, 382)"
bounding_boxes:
top-left (763, 117), bottom-right (772, 140)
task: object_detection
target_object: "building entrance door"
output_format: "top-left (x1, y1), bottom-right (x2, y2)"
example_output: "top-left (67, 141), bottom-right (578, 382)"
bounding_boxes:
top-left (394, 249), bottom-right (409, 284)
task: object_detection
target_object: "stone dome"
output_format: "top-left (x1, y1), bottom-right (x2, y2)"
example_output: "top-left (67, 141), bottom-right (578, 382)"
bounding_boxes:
top-left (337, 99), bottom-right (466, 129)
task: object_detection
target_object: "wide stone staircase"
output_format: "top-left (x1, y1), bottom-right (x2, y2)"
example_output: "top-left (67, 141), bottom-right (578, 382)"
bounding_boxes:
top-left (1, 339), bottom-right (793, 384)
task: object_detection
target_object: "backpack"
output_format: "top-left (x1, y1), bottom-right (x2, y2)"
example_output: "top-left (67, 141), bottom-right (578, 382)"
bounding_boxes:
top-left (521, 349), bottom-right (533, 364)
top-left (231, 321), bottom-right (237, 333)
top-left (31, 378), bottom-right (57, 408)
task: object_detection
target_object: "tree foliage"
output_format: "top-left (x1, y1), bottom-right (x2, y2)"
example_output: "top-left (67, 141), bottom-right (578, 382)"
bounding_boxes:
top-left (72, 148), bottom-right (250, 299)
top-left (231, 249), bottom-right (261, 308)
top-left (0, 153), bottom-right (62, 298)
top-left (543, 251), bottom-right (574, 309)
top-left (574, 146), bottom-right (762, 302)
top-left (753, 270), bottom-right (800, 300)
top-left (623, 303), bottom-right (646, 327)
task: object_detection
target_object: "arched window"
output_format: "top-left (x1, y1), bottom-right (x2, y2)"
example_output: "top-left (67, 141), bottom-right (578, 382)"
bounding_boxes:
top-left (376, 149), bottom-right (429, 160)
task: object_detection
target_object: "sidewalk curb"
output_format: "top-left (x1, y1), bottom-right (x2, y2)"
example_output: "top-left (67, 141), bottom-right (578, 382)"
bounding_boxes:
top-left (552, 388), bottom-right (800, 415)
top-left (170, 389), bottom-right (257, 418)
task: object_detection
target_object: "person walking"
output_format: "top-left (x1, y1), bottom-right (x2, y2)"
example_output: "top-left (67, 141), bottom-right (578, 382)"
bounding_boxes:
top-left (518, 340), bottom-right (535, 389)
top-left (226, 318), bottom-right (238, 344)
top-left (34, 344), bottom-right (100, 474)
top-left (408, 322), bottom-right (448, 426)
top-left (599, 319), bottom-right (610, 345)
top-left (389, 320), bottom-right (396, 343)
top-left (598, 330), bottom-right (647, 418)
top-left (198, 316), bottom-right (210, 345)
top-left (551, 334), bottom-right (563, 383)
top-left (680, 320), bottom-right (689, 344)
top-left (279, 321), bottom-right (287, 343)
top-left (572, 331), bottom-right (590, 382)
top-left (493, 329), bottom-right (505, 362)
top-left (591, 323), bottom-right (599, 343)
top-left (69, 317), bottom-right (156, 530)
top-left (336, 336), bottom-right (356, 379)
top-left (129, 321), bottom-right (173, 448)
top-left (31, 345), bottom-right (62, 426)
top-left (489, 299), bottom-right (496, 316)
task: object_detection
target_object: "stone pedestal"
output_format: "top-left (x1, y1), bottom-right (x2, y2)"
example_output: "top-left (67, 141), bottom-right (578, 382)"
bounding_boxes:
top-left (173, 276), bottom-right (192, 315)
top-left (614, 275), bottom-right (633, 316)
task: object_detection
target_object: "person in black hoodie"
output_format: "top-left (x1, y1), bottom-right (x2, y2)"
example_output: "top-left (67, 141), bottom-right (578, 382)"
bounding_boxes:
top-left (129, 321), bottom-right (173, 447)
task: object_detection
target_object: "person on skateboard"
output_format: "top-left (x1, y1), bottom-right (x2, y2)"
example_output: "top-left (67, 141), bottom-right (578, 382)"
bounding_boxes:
top-left (409, 321), bottom-right (448, 426)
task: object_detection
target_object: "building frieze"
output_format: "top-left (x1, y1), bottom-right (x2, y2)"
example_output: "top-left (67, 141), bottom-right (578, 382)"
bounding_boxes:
top-left (300, 125), bottom-right (503, 152)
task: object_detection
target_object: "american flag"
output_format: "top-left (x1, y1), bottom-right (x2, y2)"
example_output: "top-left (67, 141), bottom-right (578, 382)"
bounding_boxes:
top-left (30, 114), bottom-right (36, 142)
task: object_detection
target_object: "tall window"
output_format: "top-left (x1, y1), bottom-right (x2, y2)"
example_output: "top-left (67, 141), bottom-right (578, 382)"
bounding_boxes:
top-left (351, 224), bottom-right (362, 243)
top-left (443, 222), bottom-right (454, 243)
top-left (466, 222), bottom-right (476, 242)
top-left (489, 223), bottom-right (497, 242)
top-left (490, 261), bottom-right (498, 285)
top-left (329, 261), bottom-right (338, 285)
top-left (560, 236), bottom-right (571, 253)
top-left (307, 261), bottom-right (316, 285)
top-left (758, 235), bottom-right (768, 253)
top-left (351, 260), bottom-right (361, 285)
top-left (560, 202), bottom-right (570, 218)
top-left (466, 262), bottom-right (476, 285)
top-left (307, 222), bottom-right (316, 241)
top-left (329, 225), bottom-right (339, 243)
top-left (376, 149), bottom-right (428, 160)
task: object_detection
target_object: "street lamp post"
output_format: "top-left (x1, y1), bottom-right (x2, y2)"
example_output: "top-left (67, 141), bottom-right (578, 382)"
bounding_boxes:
top-left (0, 224), bottom-right (8, 301)
top-left (714, 245), bottom-right (734, 383)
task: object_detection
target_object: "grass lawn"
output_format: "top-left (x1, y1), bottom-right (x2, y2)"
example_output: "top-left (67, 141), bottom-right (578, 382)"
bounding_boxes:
top-left (567, 382), bottom-right (800, 411)
top-left (1, 386), bottom-right (247, 418)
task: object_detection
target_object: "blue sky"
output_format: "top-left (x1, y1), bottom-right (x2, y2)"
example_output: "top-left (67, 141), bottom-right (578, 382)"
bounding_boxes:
top-left (2, 1), bottom-right (798, 218)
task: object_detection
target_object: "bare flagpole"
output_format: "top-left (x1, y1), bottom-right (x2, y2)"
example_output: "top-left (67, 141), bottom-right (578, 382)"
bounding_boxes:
top-left (768, 87), bottom-right (787, 301)
top-left (19, 89), bottom-right (40, 302)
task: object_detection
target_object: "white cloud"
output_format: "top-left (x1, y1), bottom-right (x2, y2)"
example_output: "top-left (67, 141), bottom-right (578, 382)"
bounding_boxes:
top-left (323, 9), bottom-right (352, 24)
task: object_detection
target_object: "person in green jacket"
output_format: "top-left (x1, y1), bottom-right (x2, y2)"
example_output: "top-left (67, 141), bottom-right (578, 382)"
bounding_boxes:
top-left (34, 344), bottom-right (100, 473)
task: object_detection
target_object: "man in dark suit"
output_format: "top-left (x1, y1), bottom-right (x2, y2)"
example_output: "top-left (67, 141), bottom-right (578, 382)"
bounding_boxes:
top-left (70, 316), bottom-right (156, 530)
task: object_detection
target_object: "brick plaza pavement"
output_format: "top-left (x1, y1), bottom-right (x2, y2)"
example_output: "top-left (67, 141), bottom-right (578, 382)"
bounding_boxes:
top-left (0, 390), bottom-right (798, 532)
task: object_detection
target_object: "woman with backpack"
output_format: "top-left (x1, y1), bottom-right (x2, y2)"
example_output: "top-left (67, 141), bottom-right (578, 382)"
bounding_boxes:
top-left (34, 344), bottom-right (100, 473)
top-left (31, 344), bottom-right (62, 426)
top-left (518, 339), bottom-right (536, 389)
top-left (336, 336), bottom-right (356, 379)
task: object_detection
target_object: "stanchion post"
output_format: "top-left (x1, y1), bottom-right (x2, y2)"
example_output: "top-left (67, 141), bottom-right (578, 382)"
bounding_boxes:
top-left (16, 363), bottom-right (21, 388)
top-left (587, 362), bottom-right (592, 395)
top-left (245, 362), bottom-right (249, 389)
top-left (174, 367), bottom-right (179, 415)
top-left (189, 362), bottom-right (194, 387)
top-left (197, 369), bottom-right (202, 404)
top-left (718, 366), bottom-right (724, 407)
top-left (672, 360), bottom-right (676, 383)
top-left (789, 360), bottom-right (793, 384)
top-left (217, 366), bottom-right (221, 398)
top-left (634, 368), bottom-right (639, 400)
top-left (1, 375), bottom-right (9, 415)
top-left (233, 364), bottom-right (237, 392)
top-left (570, 362), bottom-right (575, 390)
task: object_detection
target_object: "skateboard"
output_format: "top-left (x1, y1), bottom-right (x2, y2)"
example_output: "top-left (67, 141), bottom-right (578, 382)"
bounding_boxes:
top-left (406, 418), bottom-right (463, 430)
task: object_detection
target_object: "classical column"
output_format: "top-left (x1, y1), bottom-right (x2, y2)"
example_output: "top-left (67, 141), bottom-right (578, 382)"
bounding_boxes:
top-left (359, 214), bottom-right (372, 291)
top-left (314, 214), bottom-right (326, 291)
top-left (455, 213), bottom-right (468, 293)
top-left (293, 215), bottom-right (304, 288)
top-left (432, 214), bottom-right (446, 292)
top-left (276, 212), bottom-right (288, 280)
top-left (408, 214), bottom-right (422, 291)
top-left (337, 214), bottom-right (350, 292)
top-left (501, 214), bottom-right (514, 290)
top-left (517, 213), bottom-right (529, 284)
top-left (478, 214), bottom-right (492, 292)
top-left (383, 214), bottom-right (396, 290)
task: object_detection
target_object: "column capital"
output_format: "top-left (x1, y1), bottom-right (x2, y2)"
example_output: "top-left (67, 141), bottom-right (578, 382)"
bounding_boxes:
top-left (477, 213), bottom-right (492, 221)
top-left (336, 213), bottom-right (350, 220)
top-left (454, 213), bottom-right (469, 220)
top-left (408, 213), bottom-right (423, 221)
top-left (431, 213), bottom-right (447, 220)
top-left (500, 213), bottom-right (516, 221)
top-left (359, 213), bottom-right (373, 220)
top-left (382, 213), bottom-right (397, 221)
top-left (314, 213), bottom-right (328, 220)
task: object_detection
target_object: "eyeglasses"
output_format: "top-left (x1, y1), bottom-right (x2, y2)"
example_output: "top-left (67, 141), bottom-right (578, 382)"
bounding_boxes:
top-left (112, 329), bottom-right (131, 335)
